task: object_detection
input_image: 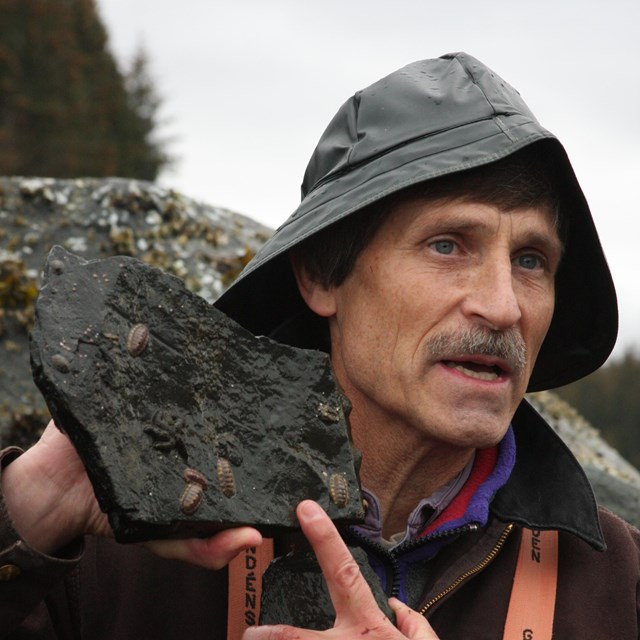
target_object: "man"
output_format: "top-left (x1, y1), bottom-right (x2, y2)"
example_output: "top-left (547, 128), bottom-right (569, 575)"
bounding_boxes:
top-left (0, 52), bottom-right (638, 638)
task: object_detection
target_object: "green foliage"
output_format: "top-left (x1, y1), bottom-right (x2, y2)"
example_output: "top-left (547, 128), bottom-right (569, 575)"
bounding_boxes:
top-left (0, 0), bottom-right (170, 180)
top-left (555, 347), bottom-right (640, 467)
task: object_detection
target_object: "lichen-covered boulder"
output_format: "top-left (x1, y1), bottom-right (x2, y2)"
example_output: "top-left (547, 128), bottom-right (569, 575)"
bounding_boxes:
top-left (0, 177), bottom-right (271, 447)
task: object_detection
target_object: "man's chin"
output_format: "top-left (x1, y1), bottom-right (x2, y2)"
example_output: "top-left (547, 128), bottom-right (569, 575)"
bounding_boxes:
top-left (430, 408), bottom-right (514, 450)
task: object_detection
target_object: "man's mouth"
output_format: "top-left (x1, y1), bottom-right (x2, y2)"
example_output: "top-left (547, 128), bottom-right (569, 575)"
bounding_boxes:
top-left (427, 328), bottom-right (527, 378)
top-left (443, 360), bottom-right (506, 381)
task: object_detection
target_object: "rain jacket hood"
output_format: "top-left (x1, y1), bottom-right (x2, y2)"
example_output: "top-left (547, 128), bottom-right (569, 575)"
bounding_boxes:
top-left (217, 52), bottom-right (618, 390)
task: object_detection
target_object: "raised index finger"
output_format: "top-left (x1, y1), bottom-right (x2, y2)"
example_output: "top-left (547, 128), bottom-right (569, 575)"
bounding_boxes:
top-left (296, 500), bottom-right (384, 622)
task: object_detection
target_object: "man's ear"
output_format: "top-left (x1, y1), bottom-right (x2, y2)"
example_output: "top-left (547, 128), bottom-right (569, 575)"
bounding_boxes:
top-left (290, 256), bottom-right (337, 318)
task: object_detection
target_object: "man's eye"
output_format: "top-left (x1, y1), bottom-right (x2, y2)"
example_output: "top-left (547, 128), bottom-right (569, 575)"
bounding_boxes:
top-left (515, 254), bottom-right (543, 270)
top-left (432, 240), bottom-right (455, 255)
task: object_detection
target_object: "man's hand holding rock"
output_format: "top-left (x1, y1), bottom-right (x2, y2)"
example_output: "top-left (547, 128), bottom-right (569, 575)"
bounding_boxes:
top-left (1, 420), bottom-right (262, 569)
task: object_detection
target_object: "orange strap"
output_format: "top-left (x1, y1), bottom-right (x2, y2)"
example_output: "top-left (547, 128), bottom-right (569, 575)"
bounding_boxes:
top-left (503, 528), bottom-right (559, 640)
top-left (227, 539), bottom-right (274, 640)
top-left (227, 529), bottom-right (558, 640)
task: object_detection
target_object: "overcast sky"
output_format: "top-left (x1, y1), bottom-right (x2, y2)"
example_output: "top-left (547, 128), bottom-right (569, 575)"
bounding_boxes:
top-left (97, 0), bottom-right (639, 361)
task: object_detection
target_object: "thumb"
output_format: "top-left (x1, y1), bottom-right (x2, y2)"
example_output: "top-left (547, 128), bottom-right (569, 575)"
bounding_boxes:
top-left (389, 598), bottom-right (440, 640)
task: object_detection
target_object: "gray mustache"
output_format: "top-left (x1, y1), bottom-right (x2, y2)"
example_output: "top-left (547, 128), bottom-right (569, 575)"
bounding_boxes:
top-left (427, 328), bottom-right (527, 374)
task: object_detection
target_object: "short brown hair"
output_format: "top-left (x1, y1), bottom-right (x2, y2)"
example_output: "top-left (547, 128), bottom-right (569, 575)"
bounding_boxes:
top-left (292, 143), bottom-right (564, 288)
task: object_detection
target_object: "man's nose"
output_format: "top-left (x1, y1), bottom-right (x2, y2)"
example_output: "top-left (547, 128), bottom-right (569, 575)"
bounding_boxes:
top-left (461, 258), bottom-right (522, 330)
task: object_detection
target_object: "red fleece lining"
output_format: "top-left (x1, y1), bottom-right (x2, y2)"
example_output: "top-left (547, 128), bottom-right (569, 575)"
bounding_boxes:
top-left (420, 445), bottom-right (498, 537)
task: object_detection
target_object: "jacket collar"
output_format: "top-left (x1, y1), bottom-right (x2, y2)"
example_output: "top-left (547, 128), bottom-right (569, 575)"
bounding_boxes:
top-left (491, 399), bottom-right (605, 551)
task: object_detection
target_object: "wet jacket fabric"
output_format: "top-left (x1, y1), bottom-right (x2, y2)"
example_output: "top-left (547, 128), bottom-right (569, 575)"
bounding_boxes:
top-left (2, 400), bottom-right (639, 639)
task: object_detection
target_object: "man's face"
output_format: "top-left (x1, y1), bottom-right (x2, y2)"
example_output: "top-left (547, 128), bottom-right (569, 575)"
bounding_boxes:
top-left (305, 197), bottom-right (562, 450)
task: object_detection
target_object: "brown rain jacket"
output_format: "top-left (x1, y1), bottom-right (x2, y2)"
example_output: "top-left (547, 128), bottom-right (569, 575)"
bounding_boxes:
top-left (1, 401), bottom-right (639, 639)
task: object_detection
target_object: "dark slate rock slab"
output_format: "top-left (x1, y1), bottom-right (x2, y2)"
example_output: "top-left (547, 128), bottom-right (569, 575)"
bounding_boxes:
top-left (30, 246), bottom-right (363, 542)
top-left (260, 546), bottom-right (394, 629)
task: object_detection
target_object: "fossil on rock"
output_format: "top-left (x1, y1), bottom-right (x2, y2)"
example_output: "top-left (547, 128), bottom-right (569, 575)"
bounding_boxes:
top-left (30, 247), bottom-right (364, 542)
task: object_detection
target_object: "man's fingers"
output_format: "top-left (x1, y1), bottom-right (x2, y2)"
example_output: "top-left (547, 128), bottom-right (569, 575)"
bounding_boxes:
top-left (389, 599), bottom-right (440, 640)
top-left (296, 500), bottom-right (381, 621)
top-left (244, 623), bottom-right (320, 640)
top-left (144, 526), bottom-right (263, 570)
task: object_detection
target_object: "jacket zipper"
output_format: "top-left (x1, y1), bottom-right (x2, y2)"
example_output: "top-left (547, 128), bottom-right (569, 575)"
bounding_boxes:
top-left (346, 529), bottom-right (402, 596)
top-left (419, 522), bottom-right (514, 615)
top-left (347, 522), bottom-right (480, 598)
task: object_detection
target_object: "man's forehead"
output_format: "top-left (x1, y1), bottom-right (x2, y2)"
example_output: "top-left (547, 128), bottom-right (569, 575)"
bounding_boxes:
top-left (377, 196), bottom-right (563, 251)
top-left (387, 194), bottom-right (558, 226)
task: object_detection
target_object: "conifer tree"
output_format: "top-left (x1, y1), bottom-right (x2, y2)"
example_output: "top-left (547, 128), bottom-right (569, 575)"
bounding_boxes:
top-left (0, 0), bottom-right (169, 179)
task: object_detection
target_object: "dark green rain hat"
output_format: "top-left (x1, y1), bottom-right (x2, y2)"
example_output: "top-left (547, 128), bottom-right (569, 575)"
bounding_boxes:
top-left (216, 52), bottom-right (618, 392)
